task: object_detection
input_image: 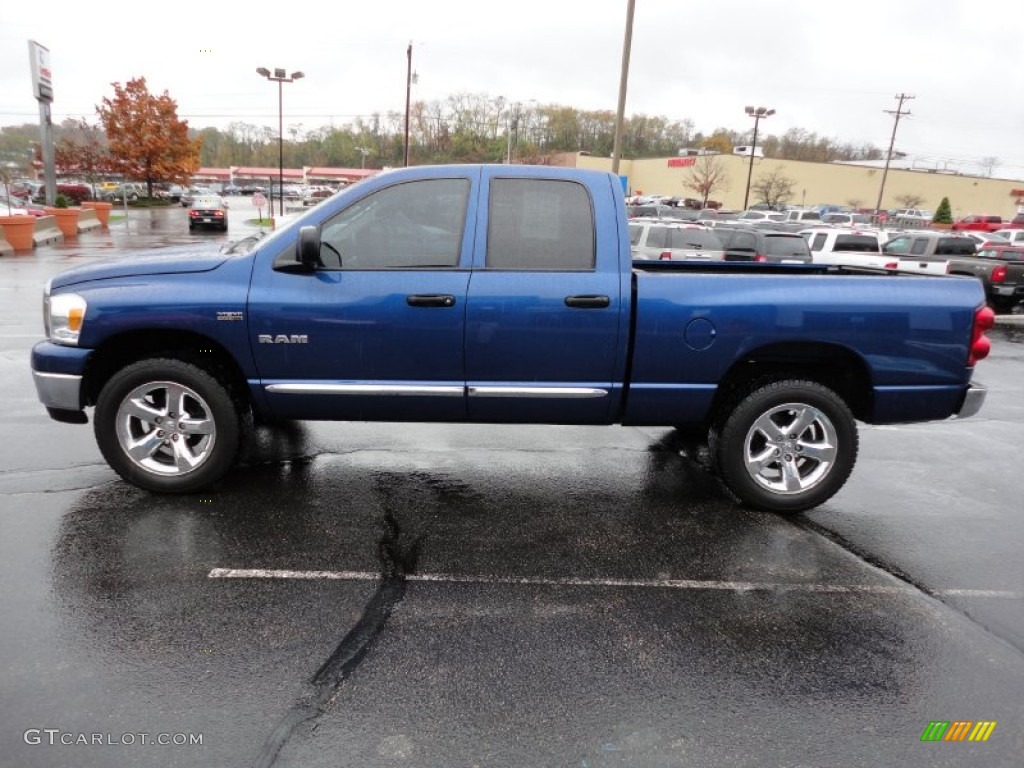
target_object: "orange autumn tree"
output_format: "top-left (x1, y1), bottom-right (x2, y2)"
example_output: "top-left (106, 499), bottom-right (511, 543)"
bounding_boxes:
top-left (97, 77), bottom-right (201, 198)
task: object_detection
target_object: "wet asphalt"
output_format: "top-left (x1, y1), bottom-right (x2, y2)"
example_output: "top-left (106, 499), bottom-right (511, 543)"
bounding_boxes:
top-left (1, 201), bottom-right (1022, 767)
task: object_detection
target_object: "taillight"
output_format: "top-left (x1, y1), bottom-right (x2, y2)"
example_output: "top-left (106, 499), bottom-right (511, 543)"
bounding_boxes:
top-left (659, 251), bottom-right (672, 261)
top-left (884, 262), bottom-right (898, 269)
top-left (755, 253), bottom-right (767, 262)
top-left (214, 210), bottom-right (225, 217)
top-left (991, 265), bottom-right (1006, 283)
top-left (968, 305), bottom-right (995, 366)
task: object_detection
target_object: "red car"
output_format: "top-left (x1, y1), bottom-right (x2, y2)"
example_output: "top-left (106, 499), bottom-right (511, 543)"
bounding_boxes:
top-left (952, 214), bottom-right (1006, 232)
top-left (0, 193), bottom-right (46, 216)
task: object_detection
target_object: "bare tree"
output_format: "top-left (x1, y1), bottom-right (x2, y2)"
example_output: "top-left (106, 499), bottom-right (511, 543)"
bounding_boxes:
top-left (685, 155), bottom-right (729, 206)
top-left (751, 167), bottom-right (796, 208)
top-left (894, 193), bottom-right (925, 209)
top-left (980, 156), bottom-right (1000, 178)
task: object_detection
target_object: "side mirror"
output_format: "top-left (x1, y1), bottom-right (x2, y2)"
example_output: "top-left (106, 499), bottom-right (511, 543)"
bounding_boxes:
top-left (297, 225), bottom-right (321, 270)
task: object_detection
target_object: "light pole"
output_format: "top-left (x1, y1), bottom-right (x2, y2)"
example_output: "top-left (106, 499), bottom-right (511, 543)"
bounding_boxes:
top-left (742, 105), bottom-right (774, 210)
top-left (354, 147), bottom-right (371, 169)
top-left (256, 67), bottom-right (304, 217)
top-left (403, 43), bottom-right (418, 167)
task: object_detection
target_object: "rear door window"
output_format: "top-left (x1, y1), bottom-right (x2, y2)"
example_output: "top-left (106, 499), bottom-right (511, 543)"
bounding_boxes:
top-left (486, 178), bottom-right (595, 270)
top-left (833, 235), bottom-right (879, 253)
top-left (936, 238), bottom-right (977, 256)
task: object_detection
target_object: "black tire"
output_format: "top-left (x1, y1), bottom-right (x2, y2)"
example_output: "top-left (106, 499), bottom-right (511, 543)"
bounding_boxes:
top-left (712, 379), bottom-right (857, 514)
top-left (94, 358), bottom-right (242, 493)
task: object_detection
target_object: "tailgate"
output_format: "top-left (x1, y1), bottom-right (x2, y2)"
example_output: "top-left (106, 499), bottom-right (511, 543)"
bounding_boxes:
top-left (897, 257), bottom-right (948, 276)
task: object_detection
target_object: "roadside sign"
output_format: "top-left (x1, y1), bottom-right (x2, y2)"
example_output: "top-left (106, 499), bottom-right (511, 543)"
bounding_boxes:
top-left (252, 192), bottom-right (267, 221)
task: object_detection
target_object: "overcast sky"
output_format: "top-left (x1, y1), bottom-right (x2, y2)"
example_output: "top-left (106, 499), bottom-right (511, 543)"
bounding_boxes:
top-left (2, 0), bottom-right (1022, 180)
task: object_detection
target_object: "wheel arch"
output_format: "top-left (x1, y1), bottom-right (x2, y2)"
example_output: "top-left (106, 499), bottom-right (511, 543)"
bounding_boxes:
top-left (83, 330), bottom-right (251, 412)
top-left (711, 342), bottom-right (873, 423)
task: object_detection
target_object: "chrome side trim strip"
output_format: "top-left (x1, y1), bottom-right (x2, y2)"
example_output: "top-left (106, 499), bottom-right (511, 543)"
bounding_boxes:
top-left (264, 384), bottom-right (464, 397)
top-left (467, 386), bottom-right (608, 399)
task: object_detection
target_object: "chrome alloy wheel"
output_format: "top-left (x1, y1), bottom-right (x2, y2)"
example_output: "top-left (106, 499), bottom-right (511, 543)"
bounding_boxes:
top-left (114, 380), bottom-right (217, 476)
top-left (742, 402), bottom-right (838, 495)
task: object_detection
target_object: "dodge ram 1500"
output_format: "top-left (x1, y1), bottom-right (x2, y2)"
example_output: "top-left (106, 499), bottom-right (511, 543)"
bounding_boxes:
top-left (31, 165), bottom-right (993, 513)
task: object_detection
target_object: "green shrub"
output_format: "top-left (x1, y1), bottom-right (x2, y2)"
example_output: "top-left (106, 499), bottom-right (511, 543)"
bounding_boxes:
top-left (933, 197), bottom-right (953, 224)
top-left (54, 194), bottom-right (70, 208)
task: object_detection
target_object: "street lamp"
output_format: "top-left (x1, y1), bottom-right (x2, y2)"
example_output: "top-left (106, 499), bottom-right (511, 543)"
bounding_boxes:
top-left (742, 105), bottom-right (774, 211)
top-left (256, 66), bottom-right (304, 217)
top-left (354, 147), bottom-right (371, 169)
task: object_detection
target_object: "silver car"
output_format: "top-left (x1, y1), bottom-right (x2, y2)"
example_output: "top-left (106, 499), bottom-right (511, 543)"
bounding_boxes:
top-left (629, 219), bottom-right (725, 261)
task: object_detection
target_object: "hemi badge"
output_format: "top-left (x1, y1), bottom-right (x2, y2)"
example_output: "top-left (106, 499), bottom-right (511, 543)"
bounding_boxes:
top-left (217, 311), bottom-right (244, 321)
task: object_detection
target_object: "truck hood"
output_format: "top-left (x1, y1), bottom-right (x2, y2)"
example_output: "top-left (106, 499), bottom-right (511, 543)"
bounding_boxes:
top-left (49, 244), bottom-right (232, 290)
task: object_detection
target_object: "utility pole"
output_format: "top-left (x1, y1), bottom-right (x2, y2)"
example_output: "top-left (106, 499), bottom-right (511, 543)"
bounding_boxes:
top-left (874, 93), bottom-right (914, 216)
top-left (611, 0), bottom-right (635, 176)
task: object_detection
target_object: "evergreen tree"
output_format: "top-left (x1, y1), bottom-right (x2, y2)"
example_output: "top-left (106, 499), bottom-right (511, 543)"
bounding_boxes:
top-left (933, 197), bottom-right (953, 224)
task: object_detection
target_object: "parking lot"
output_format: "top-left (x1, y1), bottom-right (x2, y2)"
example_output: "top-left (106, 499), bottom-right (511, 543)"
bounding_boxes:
top-left (2, 207), bottom-right (1023, 767)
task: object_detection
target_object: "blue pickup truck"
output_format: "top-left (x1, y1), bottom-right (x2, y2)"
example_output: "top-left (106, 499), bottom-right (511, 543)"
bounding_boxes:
top-left (31, 165), bottom-right (994, 513)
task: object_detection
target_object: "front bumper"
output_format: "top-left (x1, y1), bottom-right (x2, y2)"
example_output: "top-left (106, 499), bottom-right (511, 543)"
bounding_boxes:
top-left (33, 370), bottom-right (83, 411)
top-left (956, 382), bottom-right (987, 419)
top-left (31, 341), bottom-right (92, 419)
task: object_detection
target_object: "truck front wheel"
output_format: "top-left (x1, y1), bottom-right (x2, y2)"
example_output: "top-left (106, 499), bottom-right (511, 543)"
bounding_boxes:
top-left (713, 380), bottom-right (858, 514)
top-left (94, 358), bottom-right (241, 492)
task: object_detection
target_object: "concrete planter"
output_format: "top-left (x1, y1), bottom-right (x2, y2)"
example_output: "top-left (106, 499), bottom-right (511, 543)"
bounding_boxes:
top-left (44, 207), bottom-right (81, 237)
top-left (0, 215), bottom-right (36, 251)
top-left (81, 200), bottom-right (113, 226)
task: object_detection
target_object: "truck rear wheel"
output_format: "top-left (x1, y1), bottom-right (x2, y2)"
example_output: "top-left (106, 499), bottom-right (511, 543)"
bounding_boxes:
top-left (712, 379), bottom-right (857, 514)
top-left (94, 358), bottom-right (241, 493)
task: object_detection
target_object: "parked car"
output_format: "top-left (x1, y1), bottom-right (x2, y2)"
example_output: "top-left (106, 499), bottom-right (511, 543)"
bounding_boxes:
top-left (881, 232), bottom-right (977, 258)
top-left (738, 210), bottom-right (786, 223)
top-left (944, 245), bottom-right (1024, 313)
top-left (100, 183), bottom-right (145, 202)
top-left (156, 184), bottom-right (187, 202)
top-left (956, 231), bottom-right (1010, 250)
top-left (952, 214), bottom-right (1006, 232)
top-left (626, 203), bottom-right (675, 219)
top-left (713, 226), bottom-right (812, 263)
top-left (34, 183), bottom-right (92, 205)
top-left (889, 208), bottom-right (933, 222)
top-left (187, 195), bottom-right (228, 232)
top-left (0, 193), bottom-right (46, 216)
top-left (180, 186), bottom-right (213, 207)
top-left (992, 229), bottom-right (1024, 246)
top-left (629, 219), bottom-right (725, 261)
top-left (821, 212), bottom-right (873, 227)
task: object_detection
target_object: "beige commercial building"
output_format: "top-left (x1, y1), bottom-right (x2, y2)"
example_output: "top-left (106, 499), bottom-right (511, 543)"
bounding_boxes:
top-left (566, 153), bottom-right (1024, 219)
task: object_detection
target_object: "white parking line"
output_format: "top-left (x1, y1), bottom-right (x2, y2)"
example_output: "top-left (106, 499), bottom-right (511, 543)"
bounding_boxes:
top-left (207, 568), bottom-right (1021, 599)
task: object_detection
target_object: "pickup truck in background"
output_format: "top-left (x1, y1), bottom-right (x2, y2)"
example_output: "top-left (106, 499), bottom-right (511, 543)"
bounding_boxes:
top-left (952, 214), bottom-right (1006, 233)
top-left (799, 227), bottom-right (947, 275)
top-left (30, 165), bottom-right (994, 514)
top-left (906, 244), bottom-right (1024, 313)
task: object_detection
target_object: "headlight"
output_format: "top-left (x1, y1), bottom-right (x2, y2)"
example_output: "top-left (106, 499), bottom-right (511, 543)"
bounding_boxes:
top-left (47, 292), bottom-right (88, 346)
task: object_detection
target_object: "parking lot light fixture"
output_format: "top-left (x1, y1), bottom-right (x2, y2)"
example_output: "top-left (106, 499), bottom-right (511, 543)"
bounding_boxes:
top-left (742, 106), bottom-right (774, 211)
top-left (256, 67), bottom-right (304, 217)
